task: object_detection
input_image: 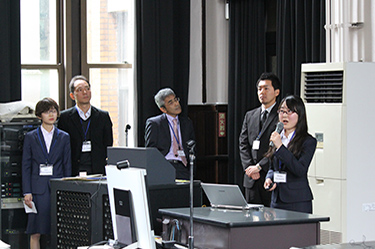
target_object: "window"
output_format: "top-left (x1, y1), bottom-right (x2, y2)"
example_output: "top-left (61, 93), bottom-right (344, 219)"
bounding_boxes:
top-left (82, 0), bottom-right (135, 147)
top-left (21, 0), bottom-right (63, 106)
top-left (21, 0), bottom-right (136, 147)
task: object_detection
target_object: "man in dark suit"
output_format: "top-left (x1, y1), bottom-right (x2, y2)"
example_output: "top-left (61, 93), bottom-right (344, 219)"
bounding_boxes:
top-left (239, 73), bottom-right (281, 206)
top-left (58, 75), bottom-right (113, 176)
top-left (145, 88), bottom-right (195, 180)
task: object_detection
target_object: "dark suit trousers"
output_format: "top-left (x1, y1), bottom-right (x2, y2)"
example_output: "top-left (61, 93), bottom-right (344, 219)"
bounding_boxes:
top-left (245, 179), bottom-right (271, 207)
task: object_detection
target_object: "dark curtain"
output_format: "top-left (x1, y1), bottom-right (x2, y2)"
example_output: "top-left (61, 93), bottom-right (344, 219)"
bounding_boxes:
top-left (227, 0), bottom-right (268, 185)
top-left (0, 1), bottom-right (21, 103)
top-left (227, 0), bottom-right (325, 186)
top-left (276, 0), bottom-right (326, 96)
top-left (136, 0), bottom-right (191, 147)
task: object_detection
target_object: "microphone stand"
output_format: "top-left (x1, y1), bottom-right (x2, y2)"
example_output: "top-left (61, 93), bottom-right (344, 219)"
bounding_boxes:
top-left (187, 142), bottom-right (196, 249)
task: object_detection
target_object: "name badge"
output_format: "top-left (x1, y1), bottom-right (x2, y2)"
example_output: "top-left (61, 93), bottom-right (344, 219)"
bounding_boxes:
top-left (40, 164), bottom-right (53, 176)
top-left (82, 141), bottom-right (91, 152)
top-left (274, 171), bottom-right (287, 183)
top-left (177, 150), bottom-right (186, 157)
top-left (252, 140), bottom-right (260, 150)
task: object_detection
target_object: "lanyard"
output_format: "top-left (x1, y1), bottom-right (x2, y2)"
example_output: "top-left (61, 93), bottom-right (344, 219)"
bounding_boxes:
top-left (256, 131), bottom-right (262, 140)
top-left (167, 119), bottom-right (181, 149)
top-left (37, 127), bottom-right (59, 164)
top-left (76, 106), bottom-right (91, 140)
top-left (79, 118), bottom-right (91, 140)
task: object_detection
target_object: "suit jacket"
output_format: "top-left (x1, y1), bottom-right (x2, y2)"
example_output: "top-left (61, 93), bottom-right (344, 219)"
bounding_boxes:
top-left (266, 134), bottom-right (316, 203)
top-left (57, 106), bottom-right (113, 176)
top-left (22, 127), bottom-right (72, 195)
top-left (239, 105), bottom-right (278, 188)
top-left (144, 113), bottom-right (195, 162)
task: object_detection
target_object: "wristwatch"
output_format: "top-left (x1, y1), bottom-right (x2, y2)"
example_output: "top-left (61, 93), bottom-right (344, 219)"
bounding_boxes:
top-left (256, 164), bottom-right (262, 171)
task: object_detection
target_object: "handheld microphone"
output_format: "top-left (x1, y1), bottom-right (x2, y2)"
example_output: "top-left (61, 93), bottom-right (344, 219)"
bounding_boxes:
top-left (269, 122), bottom-right (284, 147)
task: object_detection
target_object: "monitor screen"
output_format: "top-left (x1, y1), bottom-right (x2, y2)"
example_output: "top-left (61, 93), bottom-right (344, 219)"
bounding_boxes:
top-left (114, 188), bottom-right (136, 246)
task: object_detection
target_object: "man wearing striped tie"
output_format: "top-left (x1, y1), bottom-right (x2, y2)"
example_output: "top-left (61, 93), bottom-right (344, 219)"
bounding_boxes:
top-left (145, 88), bottom-right (195, 180)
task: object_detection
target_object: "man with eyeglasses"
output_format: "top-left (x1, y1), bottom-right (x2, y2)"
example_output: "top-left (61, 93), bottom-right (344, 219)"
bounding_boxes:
top-left (145, 88), bottom-right (195, 180)
top-left (239, 72), bottom-right (281, 207)
top-left (58, 75), bottom-right (113, 176)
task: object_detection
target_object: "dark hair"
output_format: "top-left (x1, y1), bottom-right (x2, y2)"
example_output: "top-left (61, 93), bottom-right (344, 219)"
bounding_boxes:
top-left (265, 95), bottom-right (308, 158)
top-left (35, 97), bottom-right (60, 117)
top-left (69, 75), bottom-right (90, 93)
top-left (256, 72), bottom-right (281, 91)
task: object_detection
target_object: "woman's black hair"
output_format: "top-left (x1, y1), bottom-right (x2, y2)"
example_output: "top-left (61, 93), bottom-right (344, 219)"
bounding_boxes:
top-left (265, 95), bottom-right (309, 159)
top-left (35, 97), bottom-right (60, 118)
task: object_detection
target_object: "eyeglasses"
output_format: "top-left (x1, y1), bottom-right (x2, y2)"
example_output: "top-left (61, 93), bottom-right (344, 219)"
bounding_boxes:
top-left (43, 109), bottom-right (57, 114)
top-left (277, 108), bottom-right (295, 115)
top-left (75, 86), bottom-right (91, 93)
top-left (166, 97), bottom-right (180, 106)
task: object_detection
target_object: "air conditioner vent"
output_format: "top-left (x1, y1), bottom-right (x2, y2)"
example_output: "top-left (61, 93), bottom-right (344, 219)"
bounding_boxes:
top-left (303, 71), bottom-right (343, 103)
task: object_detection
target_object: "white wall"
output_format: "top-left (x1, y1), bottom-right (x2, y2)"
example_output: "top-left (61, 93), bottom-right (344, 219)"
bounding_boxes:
top-left (189, 0), bottom-right (229, 105)
top-left (345, 62), bottom-right (375, 242)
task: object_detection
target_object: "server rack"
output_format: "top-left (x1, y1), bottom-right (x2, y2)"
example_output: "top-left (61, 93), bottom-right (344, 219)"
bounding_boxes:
top-left (0, 117), bottom-right (40, 249)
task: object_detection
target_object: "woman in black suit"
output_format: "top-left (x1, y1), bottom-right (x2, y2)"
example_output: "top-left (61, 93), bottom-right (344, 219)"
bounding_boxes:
top-left (264, 95), bottom-right (316, 213)
top-left (22, 98), bottom-right (72, 249)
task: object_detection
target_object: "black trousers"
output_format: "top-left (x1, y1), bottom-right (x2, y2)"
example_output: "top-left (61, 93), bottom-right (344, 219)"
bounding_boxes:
top-left (245, 179), bottom-right (272, 207)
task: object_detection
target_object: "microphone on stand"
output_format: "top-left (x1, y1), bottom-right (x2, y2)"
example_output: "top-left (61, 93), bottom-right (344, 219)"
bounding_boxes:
top-left (125, 124), bottom-right (131, 147)
top-left (269, 122), bottom-right (284, 147)
top-left (187, 140), bottom-right (196, 152)
top-left (186, 140), bottom-right (196, 249)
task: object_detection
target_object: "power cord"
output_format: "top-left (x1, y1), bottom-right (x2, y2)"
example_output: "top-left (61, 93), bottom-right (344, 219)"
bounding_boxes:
top-left (349, 235), bottom-right (375, 249)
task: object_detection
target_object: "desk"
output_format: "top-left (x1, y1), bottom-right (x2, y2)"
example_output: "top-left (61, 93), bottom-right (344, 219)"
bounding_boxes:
top-left (160, 207), bottom-right (329, 249)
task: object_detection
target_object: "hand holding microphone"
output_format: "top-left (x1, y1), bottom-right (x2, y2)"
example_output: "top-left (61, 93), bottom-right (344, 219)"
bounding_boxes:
top-left (269, 122), bottom-right (284, 148)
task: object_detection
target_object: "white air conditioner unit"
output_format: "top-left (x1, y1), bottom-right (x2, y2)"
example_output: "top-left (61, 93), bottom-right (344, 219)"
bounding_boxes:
top-left (301, 62), bottom-right (375, 244)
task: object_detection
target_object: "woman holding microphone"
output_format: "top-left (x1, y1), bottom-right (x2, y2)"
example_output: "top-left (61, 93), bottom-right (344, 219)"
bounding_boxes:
top-left (264, 95), bottom-right (316, 213)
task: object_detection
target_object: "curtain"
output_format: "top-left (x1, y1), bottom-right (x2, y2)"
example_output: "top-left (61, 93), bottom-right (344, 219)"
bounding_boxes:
top-left (136, 0), bottom-right (191, 146)
top-left (276, 0), bottom-right (326, 96)
top-left (227, 0), bottom-right (268, 185)
top-left (227, 0), bottom-right (325, 186)
top-left (0, 1), bottom-right (21, 103)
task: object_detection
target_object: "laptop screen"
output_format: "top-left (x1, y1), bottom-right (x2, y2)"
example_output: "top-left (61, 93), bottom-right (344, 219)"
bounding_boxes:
top-left (201, 183), bottom-right (249, 207)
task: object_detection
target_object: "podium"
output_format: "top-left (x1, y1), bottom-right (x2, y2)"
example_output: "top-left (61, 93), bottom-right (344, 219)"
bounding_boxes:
top-left (107, 147), bottom-right (175, 186)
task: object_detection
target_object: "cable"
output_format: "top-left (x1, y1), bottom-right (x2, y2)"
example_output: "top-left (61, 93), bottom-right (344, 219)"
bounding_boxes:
top-left (349, 235), bottom-right (375, 249)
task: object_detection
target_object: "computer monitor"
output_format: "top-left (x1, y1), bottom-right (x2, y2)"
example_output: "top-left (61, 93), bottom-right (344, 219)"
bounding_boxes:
top-left (105, 165), bottom-right (156, 249)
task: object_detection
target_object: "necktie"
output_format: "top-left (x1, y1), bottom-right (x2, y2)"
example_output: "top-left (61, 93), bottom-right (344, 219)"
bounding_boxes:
top-left (172, 119), bottom-right (187, 166)
top-left (260, 110), bottom-right (268, 129)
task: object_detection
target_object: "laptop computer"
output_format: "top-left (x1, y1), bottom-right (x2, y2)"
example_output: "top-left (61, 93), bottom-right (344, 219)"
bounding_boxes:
top-left (201, 183), bottom-right (264, 210)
